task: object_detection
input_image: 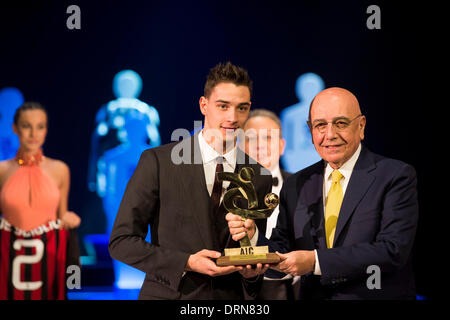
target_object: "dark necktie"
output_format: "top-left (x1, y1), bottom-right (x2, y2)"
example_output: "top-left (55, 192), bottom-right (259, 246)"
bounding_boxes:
top-left (211, 157), bottom-right (224, 214)
top-left (272, 176), bottom-right (279, 187)
top-left (211, 157), bottom-right (229, 250)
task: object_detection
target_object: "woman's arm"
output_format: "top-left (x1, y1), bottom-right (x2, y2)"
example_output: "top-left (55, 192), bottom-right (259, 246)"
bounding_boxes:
top-left (56, 160), bottom-right (81, 229)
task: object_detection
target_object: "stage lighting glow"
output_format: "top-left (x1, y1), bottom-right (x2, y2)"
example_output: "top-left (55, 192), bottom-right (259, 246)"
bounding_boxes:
top-left (0, 87), bottom-right (24, 161)
top-left (86, 70), bottom-right (160, 290)
top-left (97, 122), bottom-right (108, 136)
top-left (113, 115), bottom-right (125, 127)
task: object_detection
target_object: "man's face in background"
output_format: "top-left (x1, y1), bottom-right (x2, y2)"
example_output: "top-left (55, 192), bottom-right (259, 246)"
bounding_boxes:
top-left (243, 115), bottom-right (285, 171)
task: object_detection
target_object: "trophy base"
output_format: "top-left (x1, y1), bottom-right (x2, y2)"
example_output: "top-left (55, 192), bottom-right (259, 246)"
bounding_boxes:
top-left (216, 246), bottom-right (280, 266)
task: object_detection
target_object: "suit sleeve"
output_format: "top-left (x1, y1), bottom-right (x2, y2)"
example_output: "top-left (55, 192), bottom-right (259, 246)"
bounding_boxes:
top-left (316, 164), bottom-right (419, 285)
top-left (108, 149), bottom-right (190, 292)
top-left (257, 180), bottom-right (296, 254)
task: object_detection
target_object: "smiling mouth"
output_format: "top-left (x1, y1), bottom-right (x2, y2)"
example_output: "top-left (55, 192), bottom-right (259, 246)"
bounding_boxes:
top-left (221, 127), bottom-right (238, 132)
top-left (324, 144), bottom-right (344, 149)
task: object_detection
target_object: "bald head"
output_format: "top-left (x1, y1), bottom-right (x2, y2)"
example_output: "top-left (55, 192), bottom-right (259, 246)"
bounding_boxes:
top-left (309, 87), bottom-right (361, 122)
top-left (308, 87), bottom-right (366, 169)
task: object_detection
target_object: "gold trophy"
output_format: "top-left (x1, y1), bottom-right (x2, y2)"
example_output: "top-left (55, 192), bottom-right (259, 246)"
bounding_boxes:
top-left (216, 167), bottom-right (280, 266)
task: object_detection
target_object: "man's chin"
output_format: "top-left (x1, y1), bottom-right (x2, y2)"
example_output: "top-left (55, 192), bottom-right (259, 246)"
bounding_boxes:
top-left (322, 153), bottom-right (346, 167)
top-left (256, 158), bottom-right (271, 169)
top-left (223, 132), bottom-right (238, 141)
top-left (220, 134), bottom-right (237, 148)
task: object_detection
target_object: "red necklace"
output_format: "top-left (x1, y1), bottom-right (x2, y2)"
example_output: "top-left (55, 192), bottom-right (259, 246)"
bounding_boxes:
top-left (15, 149), bottom-right (44, 166)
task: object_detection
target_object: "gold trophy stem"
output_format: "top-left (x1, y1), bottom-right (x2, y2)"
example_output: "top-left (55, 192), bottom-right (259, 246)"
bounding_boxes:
top-left (215, 167), bottom-right (281, 266)
top-left (240, 234), bottom-right (251, 247)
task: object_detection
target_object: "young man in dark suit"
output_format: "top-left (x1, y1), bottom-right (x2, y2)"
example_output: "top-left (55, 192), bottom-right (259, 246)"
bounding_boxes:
top-left (228, 87), bottom-right (418, 299)
top-left (109, 62), bottom-right (271, 300)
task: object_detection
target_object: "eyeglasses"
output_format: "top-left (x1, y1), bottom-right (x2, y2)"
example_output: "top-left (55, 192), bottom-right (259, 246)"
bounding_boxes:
top-left (308, 114), bottom-right (363, 134)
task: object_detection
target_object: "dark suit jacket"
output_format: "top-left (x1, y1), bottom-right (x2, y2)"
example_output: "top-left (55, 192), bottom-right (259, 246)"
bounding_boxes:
top-left (109, 133), bottom-right (272, 299)
top-left (259, 145), bottom-right (418, 299)
top-left (262, 168), bottom-right (292, 280)
top-left (280, 169), bottom-right (291, 182)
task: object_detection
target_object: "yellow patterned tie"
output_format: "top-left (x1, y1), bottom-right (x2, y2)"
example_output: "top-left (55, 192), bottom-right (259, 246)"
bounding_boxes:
top-left (325, 170), bottom-right (344, 248)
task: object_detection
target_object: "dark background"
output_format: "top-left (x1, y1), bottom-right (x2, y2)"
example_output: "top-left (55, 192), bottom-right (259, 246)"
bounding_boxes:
top-left (0, 0), bottom-right (440, 299)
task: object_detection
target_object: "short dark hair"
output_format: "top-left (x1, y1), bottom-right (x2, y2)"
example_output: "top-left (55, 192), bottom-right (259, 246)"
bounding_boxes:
top-left (204, 62), bottom-right (253, 98)
top-left (14, 101), bottom-right (48, 125)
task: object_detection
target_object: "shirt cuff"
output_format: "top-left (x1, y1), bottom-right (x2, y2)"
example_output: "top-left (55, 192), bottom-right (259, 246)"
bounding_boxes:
top-left (250, 227), bottom-right (259, 247)
top-left (313, 250), bottom-right (322, 275)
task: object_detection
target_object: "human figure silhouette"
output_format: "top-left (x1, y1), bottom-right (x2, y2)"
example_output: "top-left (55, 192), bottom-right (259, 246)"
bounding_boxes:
top-left (87, 70), bottom-right (160, 192)
top-left (97, 116), bottom-right (151, 289)
top-left (0, 87), bottom-right (24, 160)
top-left (86, 70), bottom-right (160, 289)
top-left (97, 117), bottom-right (150, 234)
top-left (280, 73), bottom-right (324, 173)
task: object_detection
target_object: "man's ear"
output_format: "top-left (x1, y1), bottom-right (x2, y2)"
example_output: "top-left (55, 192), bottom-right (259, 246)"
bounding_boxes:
top-left (12, 123), bottom-right (18, 135)
top-left (307, 121), bottom-right (315, 144)
top-left (279, 138), bottom-right (286, 156)
top-left (359, 115), bottom-right (366, 140)
top-left (199, 96), bottom-right (208, 116)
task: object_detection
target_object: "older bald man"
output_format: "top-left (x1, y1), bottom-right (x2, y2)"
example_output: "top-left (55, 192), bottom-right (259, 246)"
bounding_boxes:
top-left (227, 87), bottom-right (418, 299)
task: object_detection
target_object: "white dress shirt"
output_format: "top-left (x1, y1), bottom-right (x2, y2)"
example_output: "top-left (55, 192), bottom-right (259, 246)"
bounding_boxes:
top-left (182, 131), bottom-right (237, 278)
top-left (313, 143), bottom-right (362, 275)
top-left (265, 165), bottom-right (283, 239)
top-left (198, 130), bottom-right (237, 197)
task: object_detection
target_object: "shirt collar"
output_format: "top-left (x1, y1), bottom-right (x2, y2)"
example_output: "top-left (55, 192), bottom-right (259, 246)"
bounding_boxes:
top-left (270, 164), bottom-right (282, 179)
top-left (325, 143), bottom-right (362, 182)
top-left (198, 130), bottom-right (237, 168)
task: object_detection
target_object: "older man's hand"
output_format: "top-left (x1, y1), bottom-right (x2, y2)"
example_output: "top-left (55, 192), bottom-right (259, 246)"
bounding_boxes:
top-left (226, 212), bottom-right (256, 241)
top-left (271, 250), bottom-right (315, 276)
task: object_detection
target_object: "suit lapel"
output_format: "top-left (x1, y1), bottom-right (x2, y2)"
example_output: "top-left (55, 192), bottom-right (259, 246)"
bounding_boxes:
top-left (293, 161), bottom-right (328, 250)
top-left (178, 133), bottom-right (215, 249)
top-left (334, 146), bottom-right (376, 246)
top-left (183, 139), bottom-right (256, 250)
top-left (280, 169), bottom-right (292, 181)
